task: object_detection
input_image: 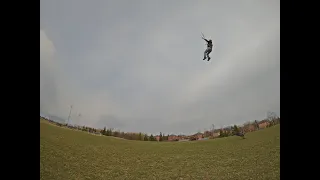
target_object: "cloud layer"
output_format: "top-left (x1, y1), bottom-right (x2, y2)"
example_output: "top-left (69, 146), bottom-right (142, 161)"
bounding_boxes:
top-left (40, 0), bottom-right (280, 135)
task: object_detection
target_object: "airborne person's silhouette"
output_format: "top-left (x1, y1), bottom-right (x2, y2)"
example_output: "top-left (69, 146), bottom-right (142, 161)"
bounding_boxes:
top-left (202, 37), bottom-right (213, 61)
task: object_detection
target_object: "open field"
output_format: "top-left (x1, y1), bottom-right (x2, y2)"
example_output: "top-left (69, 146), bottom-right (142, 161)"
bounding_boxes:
top-left (40, 120), bottom-right (280, 180)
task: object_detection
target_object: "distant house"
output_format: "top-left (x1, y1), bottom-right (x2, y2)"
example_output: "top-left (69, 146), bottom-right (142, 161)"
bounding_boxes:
top-left (212, 132), bottom-right (220, 137)
top-left (179, 135), bottom-right (188, 140)
top-left (223, 126), bottom-right (233, 135)
top-left (243, 124), bottom-right (256, 133)
top-left (168, 134), bottom-right (179, 141)
top-left (218, 128), bottom-right (228, 135)
top-left (258, 120), bottom-right (270, 129)
top-left (94, 131), bottom-right (101, 136)
top-left (94, 129), bottom-right (102, 135)
top-left (193, 133), bottom-right (204, 140)
top-left (205, 129), bottom-right (220, 138)
top-left (213, 129), bottom-right (220, 133)
top-left (203, 130), bottom-right (211, 137)
top-left (248, 124), bottom-right (256, 132)
top-left (155, 135), bottom-right (160, 141)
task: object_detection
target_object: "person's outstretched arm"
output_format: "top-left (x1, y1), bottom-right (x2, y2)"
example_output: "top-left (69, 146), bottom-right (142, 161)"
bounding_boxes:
top-left (202, 37), bottom-right (209, 43)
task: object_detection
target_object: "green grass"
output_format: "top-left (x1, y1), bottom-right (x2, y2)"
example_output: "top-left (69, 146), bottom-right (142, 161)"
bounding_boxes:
top-left (40, 120), bottom-right (280, 180)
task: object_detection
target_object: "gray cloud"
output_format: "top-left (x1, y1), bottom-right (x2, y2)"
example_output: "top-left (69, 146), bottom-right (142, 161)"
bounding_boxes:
top-left (40, 0), bottom-right (280, 135)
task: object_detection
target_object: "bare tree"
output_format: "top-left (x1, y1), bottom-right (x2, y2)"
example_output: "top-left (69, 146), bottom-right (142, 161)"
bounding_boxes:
top-left (254, 120), bottom-right (259, 130)
top-left (211, 124), bottom-right (215, 136)
top-left (267, 111), bottom-right (278, 125)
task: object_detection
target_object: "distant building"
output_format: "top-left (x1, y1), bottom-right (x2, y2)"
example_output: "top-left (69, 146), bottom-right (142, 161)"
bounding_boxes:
top-left (212, 132), bottom-right (220, 137)
top-left (168, 134), bottom-right (179, 141)
top-left (258, 120), bottom-right (270, 129)
top-left (193, 133), bottom-right (204, 140)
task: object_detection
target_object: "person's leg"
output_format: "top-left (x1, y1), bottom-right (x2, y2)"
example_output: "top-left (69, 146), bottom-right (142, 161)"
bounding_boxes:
top-left (206, 48), bottom-right (212, 61)
top-left (203, 49), bottom-right (209, 60)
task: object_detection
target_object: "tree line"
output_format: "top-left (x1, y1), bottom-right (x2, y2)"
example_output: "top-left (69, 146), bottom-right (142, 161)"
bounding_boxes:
top-left (41, 111), bottom-right (280, 141)
top-left (100, 128), bottom-right (171, 141)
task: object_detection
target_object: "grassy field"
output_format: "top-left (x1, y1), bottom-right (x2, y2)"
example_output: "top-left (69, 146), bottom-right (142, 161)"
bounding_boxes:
top-left (40, 120), bottom-right (280, 180)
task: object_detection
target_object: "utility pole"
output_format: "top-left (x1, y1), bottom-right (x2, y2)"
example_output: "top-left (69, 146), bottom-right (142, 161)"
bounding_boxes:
top-left (67, 105), bottom-right (73, 125)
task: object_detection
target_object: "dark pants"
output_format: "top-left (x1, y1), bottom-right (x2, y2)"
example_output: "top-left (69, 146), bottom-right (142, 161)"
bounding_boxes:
top-left (204, 47), bottom-right (212, 59)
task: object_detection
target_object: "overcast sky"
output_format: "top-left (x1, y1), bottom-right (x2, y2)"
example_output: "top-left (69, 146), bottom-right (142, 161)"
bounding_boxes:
top-left (40, 0), bottom-right (280, 135)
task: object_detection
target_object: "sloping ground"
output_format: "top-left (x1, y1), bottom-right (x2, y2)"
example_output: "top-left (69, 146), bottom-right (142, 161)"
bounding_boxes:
top-left (40, 120), bottom-right (280, 180)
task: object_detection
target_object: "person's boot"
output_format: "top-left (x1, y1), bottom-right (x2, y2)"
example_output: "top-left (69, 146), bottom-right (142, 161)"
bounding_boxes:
top-left (207, 57), bottom-right (211, 61)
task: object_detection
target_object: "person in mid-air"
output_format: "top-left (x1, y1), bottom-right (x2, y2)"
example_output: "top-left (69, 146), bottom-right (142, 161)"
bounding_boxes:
top-left (202, 37), bottom-right (213, 61)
